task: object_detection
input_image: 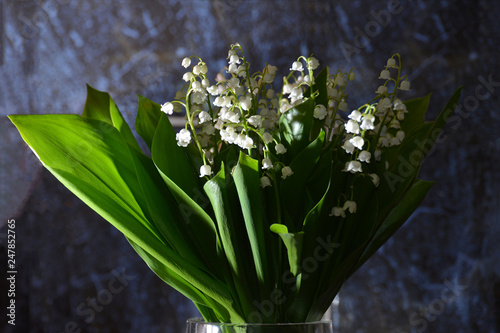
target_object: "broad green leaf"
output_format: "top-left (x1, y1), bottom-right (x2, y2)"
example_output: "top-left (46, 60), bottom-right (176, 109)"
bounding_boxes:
top-left (305, 242), bottom-right (368, 322)
top-left (154, 166), bottom-right (222, 277)
top-left (352, 179), bottom-right (434, 274)
top-left (135, 95), bottom-right (162, 151)
top-left (280, 130), bottom-right (325, 231)
top-left (203, 164), bottom-right (256, 317)
top-left (8, 114), bottom-right (235, 312)
top-left (305, 150), bottom-right (332, 205)
top-left (305, 67), bottom-right (329, 108)
top-left (305, 67), bottom-right (329, 139)
top-left (129, 237), bottom-right (237, 322)
top-left (127, 238), bottom-right (219, 311)
top-left (401, 93), bottom-right (431, 135)
top-left (233, 152), bottom-right (270, 288)
top-left (152, 113), bottom-right (200, 198)
top-left (82, 85), bottom-right (141, 152)
top-left (422, 86), bottom-right (463, 160)
top-left (279, 98), bottom-right (315, 159)
top-left (151, 113), bottom-right (221, 273)
top-left (377, 87), bottom-right (462, 220)
top-left (270, 224), bottom-right (304, 276)
top-left (128, 147), bottom-right (209, 269)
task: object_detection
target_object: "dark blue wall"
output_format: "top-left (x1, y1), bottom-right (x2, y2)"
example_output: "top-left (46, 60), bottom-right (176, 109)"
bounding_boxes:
top-left (1, 0), bottom-right (499, 332)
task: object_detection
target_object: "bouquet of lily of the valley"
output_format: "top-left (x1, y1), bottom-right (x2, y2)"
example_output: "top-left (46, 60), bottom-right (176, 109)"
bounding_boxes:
top-left (9, 43), bottom-right (461, 324)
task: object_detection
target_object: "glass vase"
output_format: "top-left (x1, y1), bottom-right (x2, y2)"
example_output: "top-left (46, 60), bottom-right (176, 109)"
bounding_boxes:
top-left (185, 317), bottom-right (333, 333)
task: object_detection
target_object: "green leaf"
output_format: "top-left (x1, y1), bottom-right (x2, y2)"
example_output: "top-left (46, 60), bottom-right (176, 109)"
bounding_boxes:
top-left (151, 113), bottom-right (200, 198)
top-left (270, 224), bottom-right (304, 276)
top-left (352, 179), bottom-right (434, 274)
top-left (82, 84), bottom-right (141, 152)
top-left (127, 237), bottom-right (214, 308)
top-left (233, 152), bottom-right (270, 287)
top-left (8, 114), bottom-right (235, 312)
top-left (279, 98), bottom-right (315, 159)
top-left (151, 114), bottom-right (222, 274)
top-left (203, 164), bottom-right (256, 318)
top-left (377, 86), bottom-right (463, 218)
top-left (280, 130), bottom-right (325, 230)
top-left (422, 86), bottom-right (463, 160)
top-left (135, 95), bottom-right (162, 151)
top-left (306, 67), bottom-right (329, 139)
top-left (401, 93), bottom-right (431, 135)
top-left (127, 147), bottom-right (209, 270)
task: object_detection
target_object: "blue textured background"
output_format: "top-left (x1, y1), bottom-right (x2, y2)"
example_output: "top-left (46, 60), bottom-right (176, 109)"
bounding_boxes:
top-left (1, 0), bottom-right (499, 332)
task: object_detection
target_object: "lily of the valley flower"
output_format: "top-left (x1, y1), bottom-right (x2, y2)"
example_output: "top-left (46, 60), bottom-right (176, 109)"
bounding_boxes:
top-left (181, 57), bottom-right (191, 68)
top-left (200, 164), bottom-right (212, 177)
top-left (345, 119), bottom-right (360, 134)
top-left (290, 61), bottom-right (304, 71)
top-left (262, 158), bottom-right (273, 170)
top-left (161, 102), bottom-right (174, 115)
top-left (345, 160), bottom-right (362, 173)
top-left (313, 104), bottom-right (327, 120)
top-left (358, 150), bottom-right (371, 163)
top-left (263, 132), bottom-right (274, 144)
top-left (281, 166), bottom-right (293, 179)
top-left (400, 80), bottom-right (411, 91)
top-left (360, 114), bottom-right (375, 130)
top-left (349, 136), bottom-right (364, 150)
top-left (369, 173), bottom-right (380, 187)
top-left (198, 111), bottom-right (212, 124)
top-left (379, 69), bottom-right (391, 80)
top-left (260, 176), bottom-right (272, 188)
top-left (329, 206), bottom-right (346, 218)
top-left (176, 129), bottom-right (191, 147)
top-left (275, 143), bottom-right (287, 155)
top-left (343, 200), bottom-right (357, 213)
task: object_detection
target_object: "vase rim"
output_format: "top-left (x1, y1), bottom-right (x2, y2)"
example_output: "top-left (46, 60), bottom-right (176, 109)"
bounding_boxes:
top-left (186, 317), bottom-right (332, 326)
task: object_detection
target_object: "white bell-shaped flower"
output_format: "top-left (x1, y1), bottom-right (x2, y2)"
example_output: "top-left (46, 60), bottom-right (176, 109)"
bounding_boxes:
top-left (345, 160), bottom-right (362, 173)
top-left (343, 200), bottom-right (357, 213)
top-left (360, 114), bottom-right (375, 130)
top-left (275, 143), bottom-right (287, 155)
top-left (262, 158), bottom-right (273, 170)
top-left (260, 176), bottom-right (272, 188)
top-left (181, 57), bottom-right (191, 68)
top-left (345, 119), bottom-right (360, 134)
top-left (358, 150), bottom-right (371, 163)
top-left (198, 111), bottom-right (212, 124)
top-left (348, 110), bottom-right (363, 122)
top-left (161, 102), bottom-right (174, 115)
top-left (379, 69), bottom-right (391, 80)
top-left (313, 105), bottom-right (328, 120)
top-left (369, 173), bottom-right (380, 187)
top-left (349, 136), bottom-right (364, 150)
top-left (200, 165), bottom-right (212, 177)
top-left (263, 132), bottom-right (273, 144)
top-left (329, 206), bottom-right (346, 218)
top-left (290, 61), bottom-right (304, 71)
top-left (176, 129), bottom-right (191, 147)
top-left (281, 166), bottom-right (294, 179)
top-left (400, 80), bottom-right (411, 91)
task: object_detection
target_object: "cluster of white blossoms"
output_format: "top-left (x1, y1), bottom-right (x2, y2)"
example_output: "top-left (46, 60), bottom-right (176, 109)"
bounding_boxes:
top-left (329, 55), bottom-right (411, 218)
top-left (160, 44), bottom-right (411, 219)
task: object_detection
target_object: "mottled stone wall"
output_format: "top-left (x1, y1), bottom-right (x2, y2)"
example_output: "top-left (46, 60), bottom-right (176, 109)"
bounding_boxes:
top-left (0, 0), bottom-right (499, 332)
